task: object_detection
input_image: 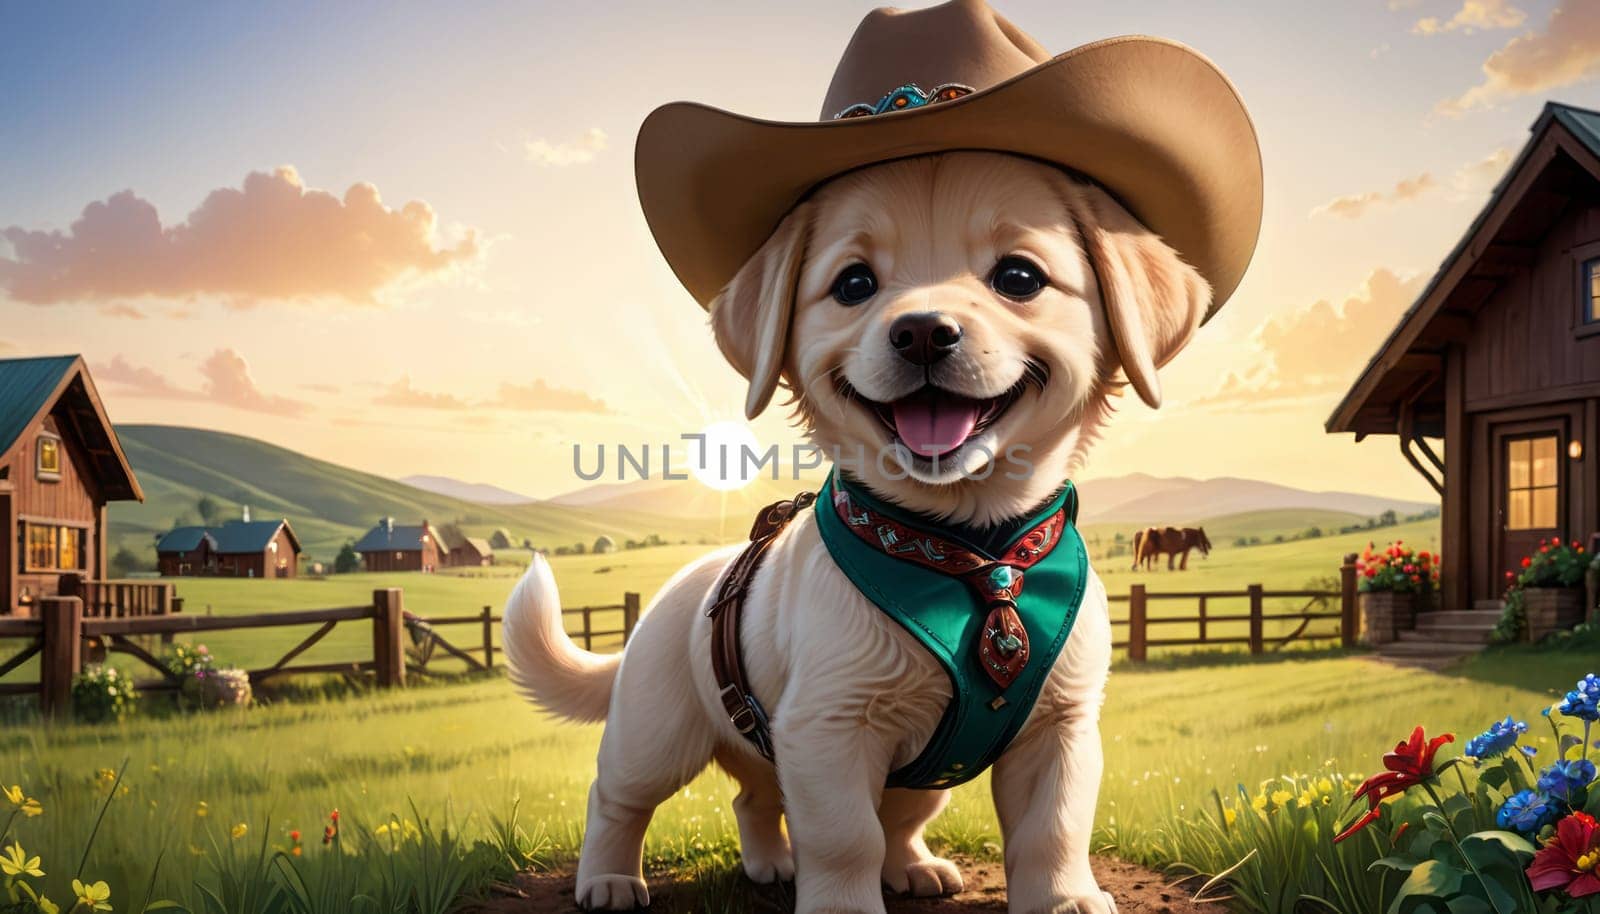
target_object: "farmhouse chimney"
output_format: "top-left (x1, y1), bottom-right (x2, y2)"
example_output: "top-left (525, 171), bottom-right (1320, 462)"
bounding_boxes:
top-left (383, 516), bottom-right (394, 533)
top-left (242, 505), bottom-right (251, 523)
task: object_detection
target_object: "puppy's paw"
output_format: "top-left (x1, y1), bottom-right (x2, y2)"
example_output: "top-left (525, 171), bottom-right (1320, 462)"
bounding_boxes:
top-left (883, 856), bottom-right (962, 897)
top-left (575, 874), bottom-right (648, 911)
top-left (741, 844), bottom-right (796, 884)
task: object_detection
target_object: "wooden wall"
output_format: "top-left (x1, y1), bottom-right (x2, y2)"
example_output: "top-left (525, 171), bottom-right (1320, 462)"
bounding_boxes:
top-left (361, 542), bottom-right (439, 573)
top-left (1456, 200), bottom-right (1600, 602)
top-left (5, 411), bottom-right (102, 613)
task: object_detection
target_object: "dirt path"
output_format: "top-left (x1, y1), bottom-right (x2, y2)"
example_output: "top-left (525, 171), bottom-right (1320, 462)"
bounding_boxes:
top-left (468, 856), bottom-right (1211, 913)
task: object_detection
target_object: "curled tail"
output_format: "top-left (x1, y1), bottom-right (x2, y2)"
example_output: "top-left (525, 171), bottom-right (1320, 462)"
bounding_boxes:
top-left (501, 552), bottom-right (622, 723)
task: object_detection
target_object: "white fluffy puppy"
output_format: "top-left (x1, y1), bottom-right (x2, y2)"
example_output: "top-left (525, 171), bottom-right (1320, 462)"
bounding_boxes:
top-left (503, 151), bottom-right (1209, 914)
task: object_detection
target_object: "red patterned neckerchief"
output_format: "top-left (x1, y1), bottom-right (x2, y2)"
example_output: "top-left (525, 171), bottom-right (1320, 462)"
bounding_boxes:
top-left (829, 476), bottom-right (1068, 688)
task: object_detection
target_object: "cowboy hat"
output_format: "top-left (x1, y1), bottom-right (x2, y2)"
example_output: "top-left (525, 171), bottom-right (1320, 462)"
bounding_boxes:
top-left (635, 0), bottom-right (1262, 321)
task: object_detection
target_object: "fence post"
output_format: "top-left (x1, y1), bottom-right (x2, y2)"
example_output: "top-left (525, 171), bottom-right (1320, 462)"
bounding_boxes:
top-left (1248, 584), bottom-right (1265, 655)
top-left (1128, 584), bottom-right (1147, 662)
top-left (1197, 595), bottom-right (1208, 643)
top-left (372, 589), bottom-right (406, 688)
top-left (582, 605), bottom-right (593, 651)
top-left (481, 606), bottom-right (494, 669)
top-left (39, 596), bottom-right (83, 717)
top-left (1340, 553), bottom-right (1359, 648)
top-left (623, 592), bottom-right (640, 643)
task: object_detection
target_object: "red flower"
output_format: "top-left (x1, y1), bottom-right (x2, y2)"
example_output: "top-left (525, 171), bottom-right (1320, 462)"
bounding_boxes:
top-left (289, 830), bottom-right (301, 842)
top-left (1522, 557), bottom-right (1533, 568)
top-left (1334, 727), bottom-right (1454, 844)
top-left (1365, 567), bottom-right (1377, 578)
top-left (1527, 812), bottom-right (1600, 897)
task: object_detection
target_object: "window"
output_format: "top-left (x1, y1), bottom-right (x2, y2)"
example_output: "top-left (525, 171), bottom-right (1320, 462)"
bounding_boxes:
top-left (1587, 259), bottom-right (1600, 324)
top-left (1507, 436), bottom-right (1559, 530)
top-left (22, 523), bottom-right (86, 572)
top-left (35, 433), bottom-right (61, 480)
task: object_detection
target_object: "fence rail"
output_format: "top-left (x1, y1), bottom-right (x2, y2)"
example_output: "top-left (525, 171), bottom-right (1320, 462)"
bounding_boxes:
top-left (0, 589), bottom-right (641, 715)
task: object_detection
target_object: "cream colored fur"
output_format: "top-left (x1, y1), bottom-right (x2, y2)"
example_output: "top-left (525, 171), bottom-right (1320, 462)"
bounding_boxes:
top-left (503, 152), bottom-right (1210, 914)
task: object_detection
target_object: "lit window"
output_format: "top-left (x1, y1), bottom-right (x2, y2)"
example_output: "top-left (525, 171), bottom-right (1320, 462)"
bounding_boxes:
top-left (22, 523), bottom-right (85, 572)
top-left (1586, 258), bottom-right (1600, 324)
top-left (1507, 436), bottom-right (1559, 530)
top-left (36, 434), bottom-right (61, 479)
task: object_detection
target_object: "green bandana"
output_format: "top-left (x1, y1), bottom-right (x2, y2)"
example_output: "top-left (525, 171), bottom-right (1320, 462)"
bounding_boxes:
top-left (814, 469), bottom-right (1089, 789)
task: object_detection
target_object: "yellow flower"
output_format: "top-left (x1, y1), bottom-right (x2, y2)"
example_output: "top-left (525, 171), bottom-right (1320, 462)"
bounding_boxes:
top-left (72, 879), bottom-right (112, 912)
top-left (1, 843), bottom-right (44, 878)
top-left (1251, 793), bottom-right (1268, 812)
top-left (1223, 807), bottom-right (1238, 826)
top-left (3, 785), bottom-right (41, 817)
top-left (1316, 777), bottom-right (1334, 794)
top-left (230, 823), bottom-right (248, 840)
top-left (36, 895), bottom-right (59, 914)
top-left (194, 801), bottom-right (209, 818)
top-left (1270, 789), bottom-right (1293, 809)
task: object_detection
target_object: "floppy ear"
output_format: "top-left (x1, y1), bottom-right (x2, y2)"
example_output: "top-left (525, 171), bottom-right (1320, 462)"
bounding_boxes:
top-left (708, 203), bottom-right (812, 420)
top-left (1068, 184), bottom-right (1211, 409)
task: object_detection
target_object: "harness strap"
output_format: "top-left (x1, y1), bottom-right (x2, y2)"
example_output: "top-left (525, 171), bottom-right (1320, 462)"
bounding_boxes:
top-left (708, 490), bottom-right (816, 762)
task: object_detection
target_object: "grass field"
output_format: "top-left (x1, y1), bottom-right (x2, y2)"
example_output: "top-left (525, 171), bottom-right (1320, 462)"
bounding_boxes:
top-left (1, 634), bottom-right (1590, 912)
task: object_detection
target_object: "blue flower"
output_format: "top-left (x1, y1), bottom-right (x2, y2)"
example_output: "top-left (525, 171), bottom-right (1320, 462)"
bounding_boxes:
top-left (1558, 673), bottom-right (1600, 722)
top-left (1464, 716), bottom-right (1528, 760)
top-left (1536, 759), bottom-right (1597, 802)
top-left (1497, 789), bottom-right (1557, 834)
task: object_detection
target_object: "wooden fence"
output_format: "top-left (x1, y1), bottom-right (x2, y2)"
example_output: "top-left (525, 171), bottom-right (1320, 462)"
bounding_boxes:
top-left (1116, 553), bottom-right (1360, 661)
top-left (0, 589), bottom-right (640, 716)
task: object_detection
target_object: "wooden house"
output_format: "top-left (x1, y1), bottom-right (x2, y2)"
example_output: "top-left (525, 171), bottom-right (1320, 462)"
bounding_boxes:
top-left (156, 516), bottom-right (301, 578)
top-left (447, 536), bottom-right (494, 568)
top-left (354, 518), bottom-right (444, 572)
top-left (0, 356), bottom-right (143, 615)
top-left (1329, 102), bottom-right (1600, 615)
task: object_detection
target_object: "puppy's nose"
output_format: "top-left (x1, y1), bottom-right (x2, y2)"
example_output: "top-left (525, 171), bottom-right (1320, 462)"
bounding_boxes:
top-left (889, 312), bottom-right (963, 366)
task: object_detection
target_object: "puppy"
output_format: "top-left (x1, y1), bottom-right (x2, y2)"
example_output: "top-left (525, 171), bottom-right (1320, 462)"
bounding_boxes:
top-left (504, 151), bottom-right (1208, 914)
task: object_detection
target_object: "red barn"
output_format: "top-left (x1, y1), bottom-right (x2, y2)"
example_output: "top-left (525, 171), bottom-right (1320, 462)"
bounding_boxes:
top-left (354, 518), bottom-right (445, 572)
top-left (0, 356), bottom-right (143, 615)
top-left (156, 517), bottom-right (301, 578)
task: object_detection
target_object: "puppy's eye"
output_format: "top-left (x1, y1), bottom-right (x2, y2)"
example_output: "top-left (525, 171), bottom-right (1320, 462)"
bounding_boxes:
top-left (831, 263), bottom-right (877, 306)
top-left (990, 256), bottom-right (1048, 301)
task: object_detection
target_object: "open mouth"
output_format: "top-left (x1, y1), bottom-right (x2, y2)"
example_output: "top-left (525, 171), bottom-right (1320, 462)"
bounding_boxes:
top-left (844, 379), bottom-right (1029, 460)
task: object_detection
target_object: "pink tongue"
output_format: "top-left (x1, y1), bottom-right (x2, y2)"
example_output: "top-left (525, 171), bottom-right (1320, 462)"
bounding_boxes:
top-left (892, 391), bottom-right (980, 458)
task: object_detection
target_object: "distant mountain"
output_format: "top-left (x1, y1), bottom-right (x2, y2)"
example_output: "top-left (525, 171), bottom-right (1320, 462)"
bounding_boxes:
top-left (1075, 475), bottom-right (1434, 525)
top-left (399, 474), bottom-right (536, 506)
top-left (551, 471), bottom-right (1435, 527)
top-left (109, 425), bottom-right (729, 561)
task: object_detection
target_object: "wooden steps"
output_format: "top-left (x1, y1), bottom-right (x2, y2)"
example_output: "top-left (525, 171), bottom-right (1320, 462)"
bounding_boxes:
top-left (1371, 607), bottom-right (1503, 669)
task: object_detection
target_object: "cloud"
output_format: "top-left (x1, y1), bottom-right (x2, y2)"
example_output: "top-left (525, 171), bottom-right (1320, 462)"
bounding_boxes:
top-left (99, 303), bottom-right (146, 320)
top-left (0, 166), bottom-right (478, 306)
top-left (94, 349), bottom-right (310, 417)
top-left (1414, 0), bottom-right (1526, 35)
top-left (1195, 269), bottom-right (1428, 409)
top-left (524, 128), bottom-right (608, 167)
top-left (373, 376), bottom-right (470, 410)
top-left (1310, 148), bottom-right (1511, 219)
top-left (490, 379), bottom-right (610, 414)
top-left (370, 375), bottom-right (609, 414)
top-left (300, 382), bottom-right (341, 395)
top-left (1437, 2), bottom-right (1600, 115)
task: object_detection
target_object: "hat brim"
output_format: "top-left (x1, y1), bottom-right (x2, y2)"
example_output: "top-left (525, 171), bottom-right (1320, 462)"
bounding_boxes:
top-left (635, 35), bottom-right (1262, 321)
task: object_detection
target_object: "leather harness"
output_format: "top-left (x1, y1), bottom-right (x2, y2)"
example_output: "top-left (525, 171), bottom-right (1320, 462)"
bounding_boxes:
top-left (707, 490), bottom-right (815, 763)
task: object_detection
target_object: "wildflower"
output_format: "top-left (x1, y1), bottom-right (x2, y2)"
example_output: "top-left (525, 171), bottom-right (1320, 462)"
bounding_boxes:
top-left (1223, 807), bottom-right (1237, 826)
top-left (1527, 811), bottom-right (1600, 897)
top-left (1465, 716), bottom-right (1529, 760)
top-left (1559, 674), bottom-right (1600, 722)
top-left (230, 823), bottom-right (248, 840)
top-left (1538, 759), bottom-right (1597, 803)
top-left (1498, 789), bottom-right (1558, 835)
top-left (2, 784), bottom-right (41, 818)
top-left (1, 843), bottom-right (43, 878)
top-left (1269, 788), bottom-right (1293, 809)
top-left (36, 895), bottom-right (59, 914)
top-left (1334, 726), bottom-right (1454, 844)
top-left (71, 879), bottom-right (112, 912)
top-left (194, 800), bottom-right (209, 818)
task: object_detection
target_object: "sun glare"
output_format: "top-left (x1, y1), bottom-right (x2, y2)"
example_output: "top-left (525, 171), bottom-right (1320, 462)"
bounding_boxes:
top-left (689, 420), bottom-right (763, 491)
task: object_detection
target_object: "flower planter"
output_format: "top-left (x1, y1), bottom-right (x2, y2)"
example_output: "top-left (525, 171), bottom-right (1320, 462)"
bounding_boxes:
top-left (1523, 586), bottom-right (1585, 642)
top-left (1360, 590), bottom-right (1416, 645)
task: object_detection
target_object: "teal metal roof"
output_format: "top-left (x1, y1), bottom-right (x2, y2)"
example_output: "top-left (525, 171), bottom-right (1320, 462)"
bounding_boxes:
top-left (156, 520), bottom-right (297, 555)
top-left (156, 527), bottom-right (214, 553)
top-left (354, 520), bottom-right (434, 553)
top-left (0, 356), bottom-right (77, 460)
top-left (1550, 103), bottom-right (1600, 158)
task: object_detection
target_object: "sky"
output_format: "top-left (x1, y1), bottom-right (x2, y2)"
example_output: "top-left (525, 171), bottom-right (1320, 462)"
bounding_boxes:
top-left (3, 0), bottom-right (1598, 501)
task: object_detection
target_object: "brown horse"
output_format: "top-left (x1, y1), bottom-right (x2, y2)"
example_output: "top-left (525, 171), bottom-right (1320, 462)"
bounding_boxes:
top-left (1130, 526), bottom-right (1212, 571)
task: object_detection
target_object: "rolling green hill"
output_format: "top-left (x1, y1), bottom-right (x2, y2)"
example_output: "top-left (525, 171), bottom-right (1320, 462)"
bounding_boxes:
top-left (108, 425), bottom-right (730, 564)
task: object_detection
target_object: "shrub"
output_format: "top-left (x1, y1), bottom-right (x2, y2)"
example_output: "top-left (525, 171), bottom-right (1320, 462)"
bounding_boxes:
top-left (185, 667), bottom-right (253, 710)
top-left (1356, 540), bottom-right (1439, 595)
top-left (1493, 539), bottom-right (1590, 643)
top-left (70, 665), bottom-right (138, 723)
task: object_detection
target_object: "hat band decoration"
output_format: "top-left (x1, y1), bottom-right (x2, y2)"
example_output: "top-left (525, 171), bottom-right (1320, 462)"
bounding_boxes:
top-left (833, 82), bottom-right (975, 120)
